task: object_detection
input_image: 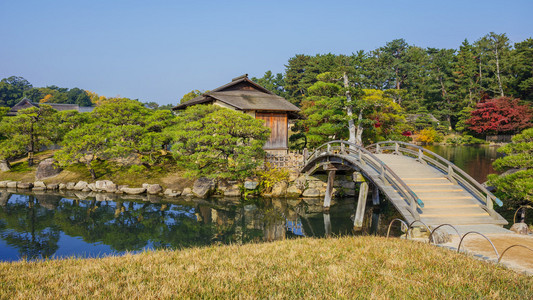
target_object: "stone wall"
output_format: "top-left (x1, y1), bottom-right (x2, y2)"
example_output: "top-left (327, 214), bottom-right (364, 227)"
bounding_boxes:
top-left (486, 135), bottom-right (513, 143)
top-left (265, 150), bottom-right (307, 171)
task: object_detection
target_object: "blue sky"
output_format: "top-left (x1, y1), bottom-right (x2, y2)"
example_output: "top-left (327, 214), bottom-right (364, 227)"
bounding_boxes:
top-left (1, 0), bottom-right (532, 105)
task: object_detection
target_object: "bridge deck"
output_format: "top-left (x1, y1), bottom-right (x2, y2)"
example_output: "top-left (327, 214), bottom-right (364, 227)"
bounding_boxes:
top-left (375, 153), bottom-right (507, 228)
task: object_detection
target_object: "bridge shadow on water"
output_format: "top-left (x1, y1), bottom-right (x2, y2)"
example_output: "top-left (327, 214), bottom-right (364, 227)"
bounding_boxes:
top-left (0, 189), bottom-right (404, 262)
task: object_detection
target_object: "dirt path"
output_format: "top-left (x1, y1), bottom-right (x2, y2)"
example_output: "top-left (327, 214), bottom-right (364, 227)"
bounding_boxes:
top-left (459, 233), bottom-right (533, 274)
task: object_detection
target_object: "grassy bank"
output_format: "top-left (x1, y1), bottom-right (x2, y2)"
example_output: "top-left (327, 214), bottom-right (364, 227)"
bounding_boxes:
top-left (1, 236), bottom-right (532, 299)
top-left (0, 151), bottom-right (194, 190)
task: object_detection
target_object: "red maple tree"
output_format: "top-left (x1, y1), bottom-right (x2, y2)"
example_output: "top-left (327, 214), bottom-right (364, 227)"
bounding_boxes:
top-left (467, 97), bottom-right (533, 134)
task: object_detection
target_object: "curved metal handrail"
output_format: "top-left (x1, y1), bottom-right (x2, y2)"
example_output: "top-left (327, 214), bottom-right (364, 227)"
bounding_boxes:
top-left (366, 141), bottom-right (504, 220)
top-left (303, 141), bottom-right (424, 221)
top-left (386, 218), bottom-right (409, 238)
top-left (497, 244), bottom-right (533, 263)
top-left (406, 220), bottom-right (432, 241)
top-left (457, 231), bottom-right (499, 259)
top-left (428, 224), bottom-right (461, 245)
top-left (513, 205), bottom-right (532, 224)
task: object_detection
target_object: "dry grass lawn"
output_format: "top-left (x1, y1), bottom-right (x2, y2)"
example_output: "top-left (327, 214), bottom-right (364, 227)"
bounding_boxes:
top-left (0, 236), bottom-right (532, 299)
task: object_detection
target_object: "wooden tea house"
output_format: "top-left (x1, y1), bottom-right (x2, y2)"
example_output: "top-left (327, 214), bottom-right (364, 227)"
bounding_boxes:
top-left (172, 74), bottom-right (300, 154)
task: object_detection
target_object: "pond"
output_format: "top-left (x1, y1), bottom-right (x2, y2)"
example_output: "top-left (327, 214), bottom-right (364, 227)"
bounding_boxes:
top-left (0, 190), bottom-right (401, 262)
top-left (0, 144), bottom-right (507, 262)
top-left (423, 144), bottom-right (502, 183)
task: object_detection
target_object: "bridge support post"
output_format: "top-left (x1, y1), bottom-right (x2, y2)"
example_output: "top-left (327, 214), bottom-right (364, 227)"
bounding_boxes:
top-left (324, 213), bottom-right (331, 237)
top-left (354, 179), bottom-right (369, 229)
top-left (323, 170), bottom-right (336, 209)
top-left (372, 184), bottom-right (380, 205)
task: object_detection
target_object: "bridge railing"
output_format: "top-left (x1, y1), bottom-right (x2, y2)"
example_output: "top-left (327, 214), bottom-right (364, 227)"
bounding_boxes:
top-left (366, 141), bottom-right (504, 217)
top-left (305, 140), bottom-right (424, 220)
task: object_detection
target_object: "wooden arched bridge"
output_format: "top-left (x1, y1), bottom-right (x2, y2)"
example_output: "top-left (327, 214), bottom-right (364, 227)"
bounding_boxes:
top-left (300, 141), bottom-right (508, 232)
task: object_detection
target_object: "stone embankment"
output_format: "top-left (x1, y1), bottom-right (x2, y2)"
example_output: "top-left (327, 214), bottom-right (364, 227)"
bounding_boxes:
top-left (0, 173), bottom-right (357, 201)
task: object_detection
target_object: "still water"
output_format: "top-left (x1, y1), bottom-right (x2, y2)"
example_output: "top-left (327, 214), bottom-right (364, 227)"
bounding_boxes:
top-left (0, 191), bottom-right (399, 262)
top-left (423, 144), bottom-right (502, 183)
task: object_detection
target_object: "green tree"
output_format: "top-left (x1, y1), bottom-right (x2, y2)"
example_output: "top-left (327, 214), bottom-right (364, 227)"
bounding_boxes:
top-left (55, 98), bottom-right (176, 177)
top-left (167, 105), bottom-right (269, 180)
top-left (488, 128), bottom-right (533, 206)
top-left (297, 81), bottom-right (347, 147)
top-left (425, 48), bottom-right (457, 130)
top-left (179, 90), bottom-right (203, 104)
top-left (0, 105), bottom-right (56, 166)
top-left (251, 71), bottom-right (286, 97)
top-left (509, 38), bottom-right (533, 102)
top-left (0, 76), bottom-right (32, 107)
top-left (453, 39), bottom-right (481, 105)
top-left (475, 32), bottom-right (511, 98)
top-left (55, 122), bottom-right (111, 179)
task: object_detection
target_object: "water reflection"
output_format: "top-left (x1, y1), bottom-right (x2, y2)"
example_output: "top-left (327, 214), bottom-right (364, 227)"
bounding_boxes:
top-left (424, 145), bottom-right (503, 182)
top-left (0, 190), bottom-right (401, 261)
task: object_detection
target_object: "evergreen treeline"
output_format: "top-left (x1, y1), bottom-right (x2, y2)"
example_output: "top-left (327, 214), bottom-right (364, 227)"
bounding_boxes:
top-left (253, 33), bottom-right (533, 131)
top-left (0, 76), bottom-right (93, 107)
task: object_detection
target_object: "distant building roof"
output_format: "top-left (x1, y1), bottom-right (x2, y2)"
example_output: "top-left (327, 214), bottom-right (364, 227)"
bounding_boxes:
top-left (173, 74), bottom-right (300, 114)
top-left (7, 98), bottom-right (94, 116)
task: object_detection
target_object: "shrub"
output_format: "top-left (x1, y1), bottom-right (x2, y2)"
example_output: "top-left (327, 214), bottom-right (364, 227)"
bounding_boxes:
top-left (415, 128), bottom-right (443, 144)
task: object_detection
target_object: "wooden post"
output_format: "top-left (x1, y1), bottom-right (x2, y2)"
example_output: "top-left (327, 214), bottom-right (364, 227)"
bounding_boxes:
top-left (354, 180), bottom-right (369, 229)
top-left (323, 170), bottom-right (336, 209)
top-left (372, 184), bottom-right (380, 206)
top-left (323, 213), bottom-right (331, 237)
top-left (448, 165), bottom-right (457, 183)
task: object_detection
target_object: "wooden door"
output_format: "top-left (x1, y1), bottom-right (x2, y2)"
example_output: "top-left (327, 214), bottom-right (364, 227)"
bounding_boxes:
top-left (255, 112), bottom-right (288, 149)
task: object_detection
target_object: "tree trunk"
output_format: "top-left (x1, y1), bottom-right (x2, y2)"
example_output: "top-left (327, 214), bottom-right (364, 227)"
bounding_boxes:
top-left (439, 75), bottom-right (453, 131)
top-left (355, 109), bottom-right (364, 146)
top-left (0, 159), bottom-right (11, 172)
top-left (494, 47), bottom-right (505, 97)
top-left (28, 123), bottom-right (34, 167)
top-left (86, 158), bottom-right (96, 180)
top-left (343, 72), bottom-right (356, 145)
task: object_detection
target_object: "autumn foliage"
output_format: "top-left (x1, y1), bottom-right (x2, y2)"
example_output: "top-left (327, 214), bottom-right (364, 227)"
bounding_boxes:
top-left (466, 97), bottom-right (532, 135)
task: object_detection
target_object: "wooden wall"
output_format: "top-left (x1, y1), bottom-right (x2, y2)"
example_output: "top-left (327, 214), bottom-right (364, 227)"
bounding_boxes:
top-left (255, 112), bottom-right (288, 150)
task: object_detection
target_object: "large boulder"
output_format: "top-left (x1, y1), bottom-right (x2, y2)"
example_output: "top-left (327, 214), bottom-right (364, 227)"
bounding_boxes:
top-left (271, 181), bottom-right (288, 197)
top-left (34, 181), bottom-right (46, 188)
top-left (510, 222), bottom-right (530, 235)
top-left (120, 187), bottom-right (146, 195)
top-left (35, 158), bottom-right (62, 180)
top-left (182, 187), bottom-right (194, 197)
top-left (17, 182), bottom-right (33, 189)
top-left (87, 183), bottom-right (97, 192)
top-left (66, 182), bottom-right (76, 190)
top-left (164, 189), bottom-right (181, 197)
top-left (47, 183), bottom-right (59, 190)
top-left (6, 181), bottom-right (18, 188)
top-left (302, 188), bottom-right (320, 198)
top-left (224, 186), bottom-right (241, 197)
top-left (0, 181), bottom-right (9, 188)
top-left (244, 180), bottom-right (259, 190)
top-left (73, 181), bottom-right (88, 191)
top-left (95, 180), bottom-right (117, 193)
top-left (286, 185), bottom-right (303, 198)
top-left (193, 177), bottom-right (216, 198)
top-left (146, 184), bottom-right (163, 195)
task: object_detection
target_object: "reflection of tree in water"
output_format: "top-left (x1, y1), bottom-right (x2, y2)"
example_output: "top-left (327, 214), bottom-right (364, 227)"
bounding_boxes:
top-left (1, 191), bottom-right (402, 259)
top-left (0, 194), bottom-right (60, 259)
top-left (53, 199), bottom-right (241, 251)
